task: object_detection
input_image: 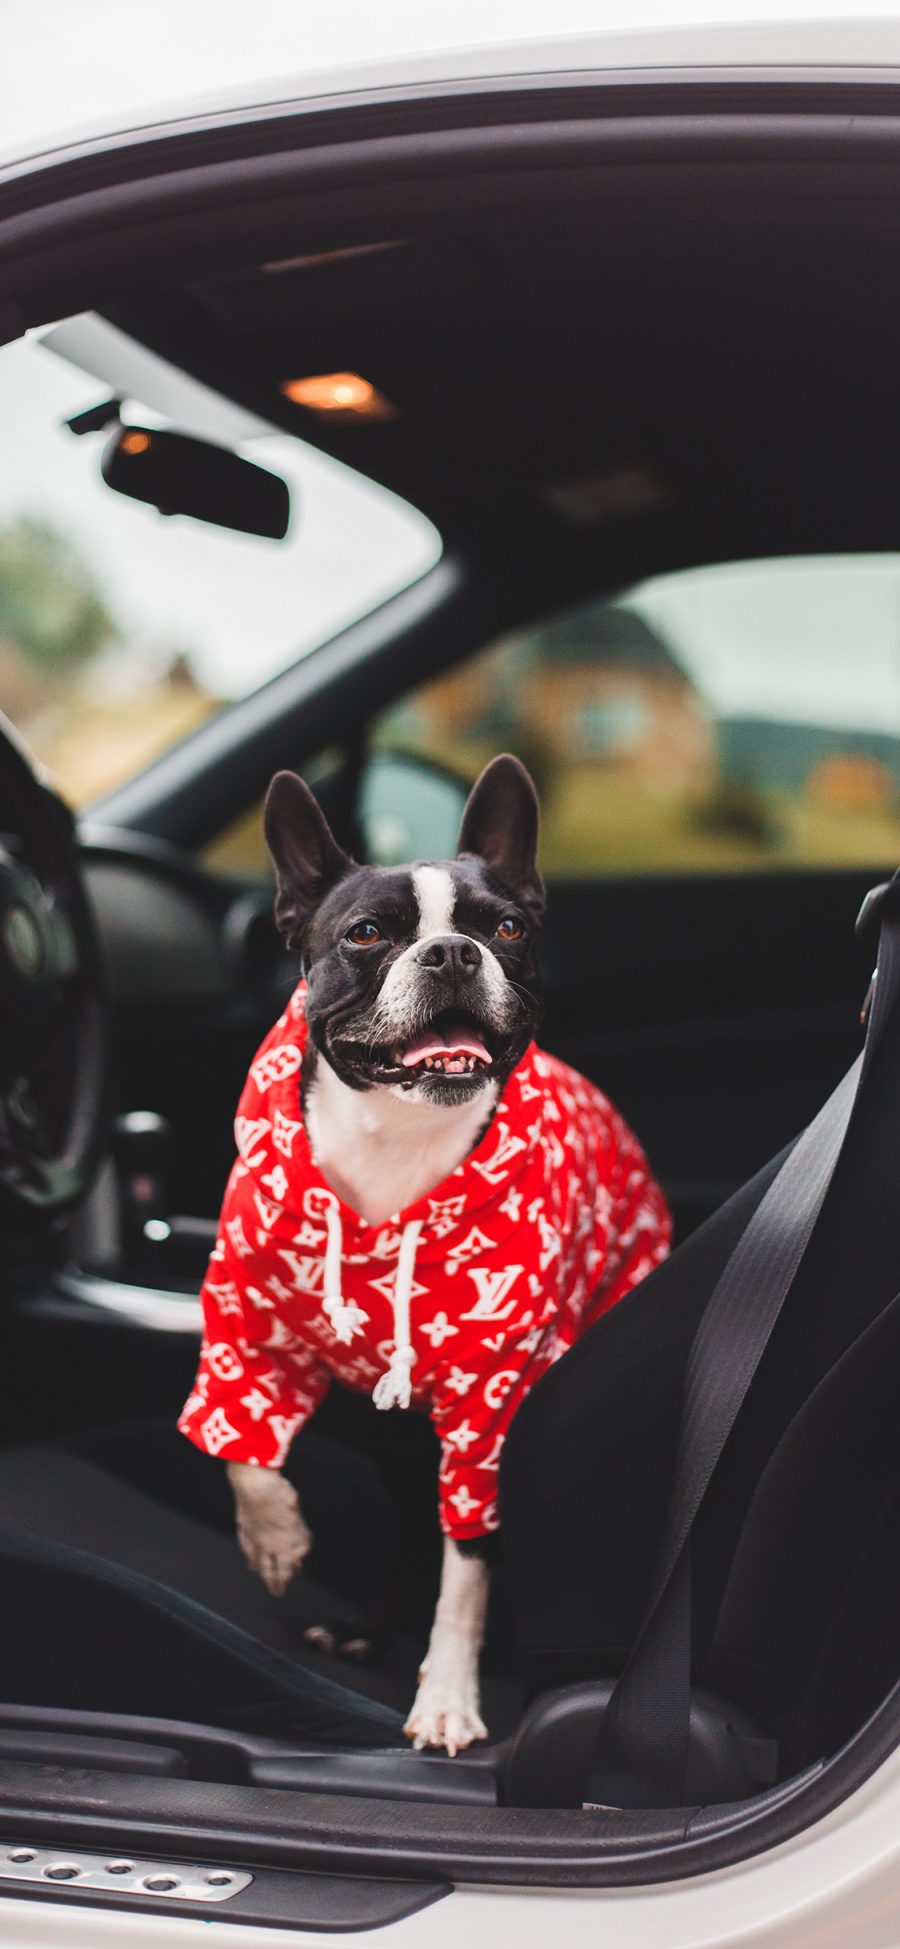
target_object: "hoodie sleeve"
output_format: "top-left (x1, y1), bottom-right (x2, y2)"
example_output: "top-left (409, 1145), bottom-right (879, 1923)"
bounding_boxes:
top-left (178, 1162), bottom-right (330, 1469)
top-left (587, 1107), bottom-right (671, 1323)
top-left (432, 1335), bottom-right (546, 1542)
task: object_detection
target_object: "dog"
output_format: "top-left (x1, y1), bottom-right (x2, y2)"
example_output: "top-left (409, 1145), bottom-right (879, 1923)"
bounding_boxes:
top-left (179, 754), bottom-right (670, 1753)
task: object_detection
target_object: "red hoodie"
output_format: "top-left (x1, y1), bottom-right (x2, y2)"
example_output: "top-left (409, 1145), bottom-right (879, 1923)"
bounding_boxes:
top-left (179, 982), bottom-right (670, 1540)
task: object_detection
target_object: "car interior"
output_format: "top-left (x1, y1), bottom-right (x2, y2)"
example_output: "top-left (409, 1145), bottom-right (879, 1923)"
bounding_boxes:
top-left (2, 72), bottom-right (900, 1896)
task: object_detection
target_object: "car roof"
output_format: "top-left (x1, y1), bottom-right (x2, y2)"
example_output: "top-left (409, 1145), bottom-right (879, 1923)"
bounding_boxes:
top-left (102, 129), bottom-right (900, 587)
top-left (5, 15), bottom-right (900, 172)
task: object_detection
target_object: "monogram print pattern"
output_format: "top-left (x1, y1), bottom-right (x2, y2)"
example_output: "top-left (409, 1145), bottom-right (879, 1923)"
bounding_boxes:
top-left (179, 984), bottom-right (670, 1537)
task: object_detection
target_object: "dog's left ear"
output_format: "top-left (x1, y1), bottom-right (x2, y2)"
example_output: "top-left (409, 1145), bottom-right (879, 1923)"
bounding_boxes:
top-left (457, 754), bottom-right (546, 923)
top-left (264, 771), bottom-right (355, 949)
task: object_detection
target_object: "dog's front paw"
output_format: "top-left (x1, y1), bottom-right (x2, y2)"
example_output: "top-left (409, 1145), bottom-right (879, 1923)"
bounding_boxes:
top-left (404, 1663), bottom-right (488, 1757)
top-left (230, 1469), bottom-right (312, 1598)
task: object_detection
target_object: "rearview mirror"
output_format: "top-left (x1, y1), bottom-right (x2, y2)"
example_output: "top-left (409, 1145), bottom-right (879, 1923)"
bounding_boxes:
top-left (101, 425), bottom-right (291, 539)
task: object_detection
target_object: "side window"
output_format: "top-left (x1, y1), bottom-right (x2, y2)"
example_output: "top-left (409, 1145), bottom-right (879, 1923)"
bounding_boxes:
top-left (369, 557), bottom-right (900, 874)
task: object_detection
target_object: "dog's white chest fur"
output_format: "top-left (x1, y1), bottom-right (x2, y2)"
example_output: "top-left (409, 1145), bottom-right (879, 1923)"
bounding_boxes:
top-left (305, 1060), bottom-right (497, 1226)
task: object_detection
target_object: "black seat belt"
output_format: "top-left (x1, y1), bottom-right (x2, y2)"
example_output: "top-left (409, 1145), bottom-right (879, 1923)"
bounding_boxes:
top-left (583, 876), bottom-right (900, 1810)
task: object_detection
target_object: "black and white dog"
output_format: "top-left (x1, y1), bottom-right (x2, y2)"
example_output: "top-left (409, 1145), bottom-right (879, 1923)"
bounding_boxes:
top-left (183, 755), bottom-right (669, 1752)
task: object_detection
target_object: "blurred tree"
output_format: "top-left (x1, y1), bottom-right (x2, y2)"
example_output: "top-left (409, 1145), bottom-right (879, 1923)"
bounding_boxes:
top-left (0, 515), bottom-right (119, 672)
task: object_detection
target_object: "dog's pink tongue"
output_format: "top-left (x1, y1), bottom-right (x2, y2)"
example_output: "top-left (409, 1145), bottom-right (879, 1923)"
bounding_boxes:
top-left (401, 1021), bottom-right (491, 1067)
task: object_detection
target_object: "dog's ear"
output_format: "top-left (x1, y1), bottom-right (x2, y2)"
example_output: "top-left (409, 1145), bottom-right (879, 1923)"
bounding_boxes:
top-left (457, 754), bottom-right (546, 923)
top-left (264, 771), bottom-right (355, 948)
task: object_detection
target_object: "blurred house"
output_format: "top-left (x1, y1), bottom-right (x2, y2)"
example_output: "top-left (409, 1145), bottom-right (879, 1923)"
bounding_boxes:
top-left (401, 603), bottom-right (716, 797)
top-left (522, 604), bottom-right (716, 794)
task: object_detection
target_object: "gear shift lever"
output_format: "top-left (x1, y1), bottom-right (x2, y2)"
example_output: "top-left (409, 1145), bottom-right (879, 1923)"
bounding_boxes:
top-left (112, 1110), bottom-right (172, 1256)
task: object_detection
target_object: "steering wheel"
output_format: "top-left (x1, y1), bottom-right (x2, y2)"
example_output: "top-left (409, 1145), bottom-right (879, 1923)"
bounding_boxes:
top-left (0, 714), bottom-right (111, 1219)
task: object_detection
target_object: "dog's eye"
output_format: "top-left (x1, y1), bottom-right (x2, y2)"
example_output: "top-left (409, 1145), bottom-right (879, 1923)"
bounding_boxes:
top-left (346, 921), bottom-right (383, 946)
top-left (496, 916), bottom-right (524, 942)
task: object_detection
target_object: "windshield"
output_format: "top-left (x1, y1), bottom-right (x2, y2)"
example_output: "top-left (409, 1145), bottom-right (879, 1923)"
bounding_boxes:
top-left (0, 326), bottom-right (439, 806)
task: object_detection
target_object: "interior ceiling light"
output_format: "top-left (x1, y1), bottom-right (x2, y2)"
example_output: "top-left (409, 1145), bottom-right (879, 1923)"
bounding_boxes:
top-left (280, 372), bottom-right (396, 421)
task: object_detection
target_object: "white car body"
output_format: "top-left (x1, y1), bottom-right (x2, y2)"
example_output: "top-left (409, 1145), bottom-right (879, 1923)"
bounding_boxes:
top-left (5, 1727), bottom-right (900, 1944)
top-left (2, 11), bottom-right (900, 1943)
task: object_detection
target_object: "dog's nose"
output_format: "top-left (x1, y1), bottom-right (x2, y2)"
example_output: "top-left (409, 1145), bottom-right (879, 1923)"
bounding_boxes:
top-left (415, 934), bottom-right (481, 979)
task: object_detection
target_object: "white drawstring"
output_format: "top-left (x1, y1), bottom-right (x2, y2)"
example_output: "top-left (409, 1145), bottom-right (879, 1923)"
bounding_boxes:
top-left (372, 1218), bottom-right (423, 1412)
top-left (322, 1196), bottom-right (362, 1345)
top-left (320, 1197), bottom-right (422, 1408)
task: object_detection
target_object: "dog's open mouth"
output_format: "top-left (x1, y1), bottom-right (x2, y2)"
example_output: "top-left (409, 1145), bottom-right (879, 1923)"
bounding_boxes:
top-left (398, 1012), bottom-right (493, 1077)
top-left (333, 1010), bottom-right (505, 1086)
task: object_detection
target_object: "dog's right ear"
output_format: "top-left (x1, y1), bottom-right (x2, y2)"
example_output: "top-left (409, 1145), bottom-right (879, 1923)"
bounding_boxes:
top-left (264, 771), bottom-right (354, 949)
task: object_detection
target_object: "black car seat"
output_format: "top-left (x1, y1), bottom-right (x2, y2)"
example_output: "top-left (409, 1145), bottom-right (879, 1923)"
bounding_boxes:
top-left (500, 880), bottom-right (900, 1805)
top-left (0, 1442), bottom-right (411, 1739)
top-left (0, 1436), bottom-right (523, 1774)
